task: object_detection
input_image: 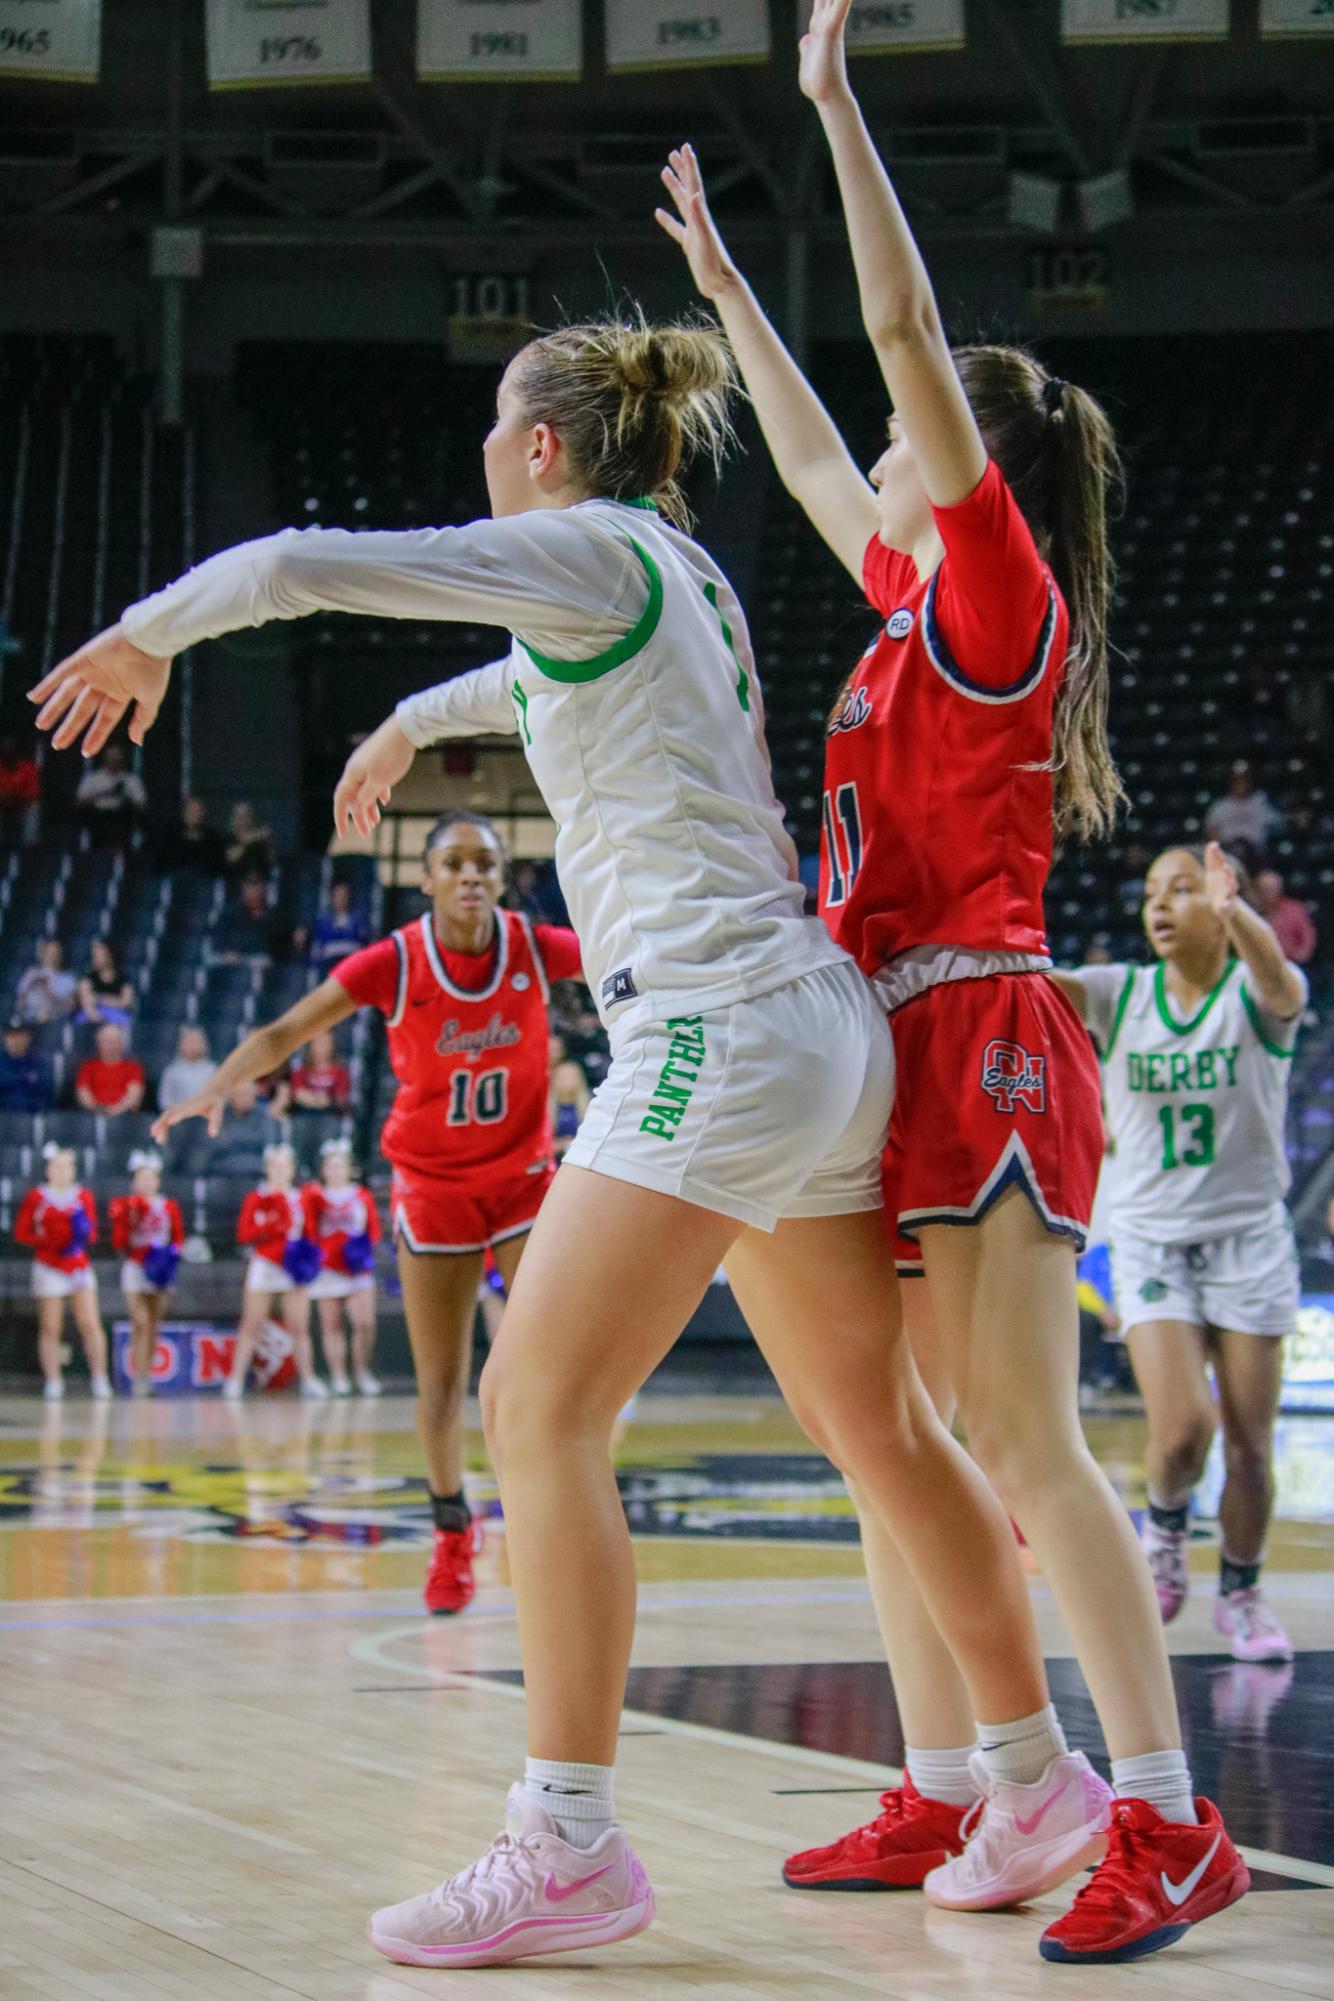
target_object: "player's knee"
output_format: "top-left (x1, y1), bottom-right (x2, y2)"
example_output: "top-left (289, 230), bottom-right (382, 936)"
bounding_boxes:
top-left (1221, 1428), bottom-right (1271, 1489)
top-left (1158, 1411), bottom-right (1216, 1483)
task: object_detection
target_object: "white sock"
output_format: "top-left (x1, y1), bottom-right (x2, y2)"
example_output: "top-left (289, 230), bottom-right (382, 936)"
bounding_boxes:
top-left (905, 1744), bottom-right (981, 1809)
top-left (976, 1703), bottom-right (1068, 1788)
top-left (523, 1758), bottom-right (616, 1850)
top-left (1111, 1750), bottom-right (1196, 1826)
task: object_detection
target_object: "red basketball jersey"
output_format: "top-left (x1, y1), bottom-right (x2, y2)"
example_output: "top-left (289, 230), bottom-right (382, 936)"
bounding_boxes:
top-left (820, 459), bottom-right (1067, 979)
top-left (334, 911), bottom-right (581, 1184)
top-left (109, 1193), bottom-right (185, 1260)
top-left (303, 1182), bottom-right (381, 1274)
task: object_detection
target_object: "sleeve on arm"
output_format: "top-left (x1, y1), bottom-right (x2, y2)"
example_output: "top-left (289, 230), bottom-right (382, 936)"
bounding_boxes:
top-left (534, 925), bottom-right (584, 983)
top-left (397, 657), bottom-right (517, 746)
top-left (331, 937), bottom-right (400, 1014)
top-left (121, 511), bottom-right (646, 663)
top-left (925, 461), bottom-right (1059, 694)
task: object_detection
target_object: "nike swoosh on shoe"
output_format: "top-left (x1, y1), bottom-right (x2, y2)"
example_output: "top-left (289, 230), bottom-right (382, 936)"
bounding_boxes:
top-left (1161, 1834), bottom-right (1221, 1907)
top-left (544, 1862), bottom-right (616, 1905)
top-left (1014, 1780), bottom-right (1071, 1839)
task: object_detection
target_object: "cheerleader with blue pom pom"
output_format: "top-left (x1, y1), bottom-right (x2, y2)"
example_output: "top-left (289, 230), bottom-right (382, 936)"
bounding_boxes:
top-left (305, 1137), bottom-right (382, 1397)
top-left (229, 1141), bottom-right (326, 1401)
top-left (109, 1150), bottom-right (184, 1398)
top-left (15, 1142), bottom-right (110, 1401)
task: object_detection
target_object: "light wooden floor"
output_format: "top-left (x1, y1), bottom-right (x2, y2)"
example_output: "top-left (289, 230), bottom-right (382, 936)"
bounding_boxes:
top-left (1, 1390), bottom-right (1330, 2000)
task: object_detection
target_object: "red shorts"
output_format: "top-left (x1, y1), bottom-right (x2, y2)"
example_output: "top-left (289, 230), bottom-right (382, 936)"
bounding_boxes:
top-left (391, 1164), bottom-right (554, 1256)
top-left (883, 974), bottom-right (1102, 1275)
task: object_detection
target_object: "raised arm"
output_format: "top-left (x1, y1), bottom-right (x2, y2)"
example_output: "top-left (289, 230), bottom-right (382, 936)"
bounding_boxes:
top-left (801, 0), bottom-right (986, 510)
top-left (333, 655), bottom-right (516, 840)
top-left (1206, 843), bottom-right (1306, 1021)
top-left (656, 144), bottom-right (876, 581)
top-left (151, 978), bottom-right (358, 1142)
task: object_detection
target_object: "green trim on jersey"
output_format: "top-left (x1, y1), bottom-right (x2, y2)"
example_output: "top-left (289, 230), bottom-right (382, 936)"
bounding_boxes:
top-left (1103, 967), bottom-right (1137, 1060)
top-left (702, 581), bottom-right (751, 713)
top-left (619, 496), bottom-right (660, 512)
top-left (1153, 956), bottom-right (1237, 1036)
top-left (521, 535), bottom-right (664, 685)
top-left (1240, 984), bottom-right (1296, 1060)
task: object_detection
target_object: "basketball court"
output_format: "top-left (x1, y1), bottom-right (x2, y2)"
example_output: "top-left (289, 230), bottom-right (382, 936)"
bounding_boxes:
top-left (2, 1384), bottom-right (1330, 1999)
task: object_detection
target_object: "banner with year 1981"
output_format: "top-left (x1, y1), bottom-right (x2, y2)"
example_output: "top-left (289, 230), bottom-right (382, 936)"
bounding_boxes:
top-left (605, 0), bottom-right (770, 72)
top-left (205, 0), bottom-right (372, 89)
top-left (1060, 0), bottom-right (1230, 42)
top-left (0, 0), bottom-right (100, 81)
top-left (417, 0), bottom-right (582, 80)
top-left (845, 2), bottom-right (966, 54)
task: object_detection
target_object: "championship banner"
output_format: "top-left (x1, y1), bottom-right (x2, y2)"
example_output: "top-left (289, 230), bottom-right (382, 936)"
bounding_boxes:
top-left (1260, 0), bottom-right (1334, 36)
top-left (418, 0), bottom-right (581, 80)
top-left (0, 0), bottom-right (100, 82)
top-left (605, 0), bottom-right (770, 72)
top-left (205, 0), bottom-right (372, 89)
top-left (1061, 0), bottom-right (1230, 42)
top-left (845, 1), bottom-right (966, 54)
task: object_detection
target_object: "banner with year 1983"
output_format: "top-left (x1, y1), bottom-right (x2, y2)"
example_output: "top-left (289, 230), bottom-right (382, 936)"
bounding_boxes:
top-left (605, 0), bottom-right (770, 72)
top-left (418, 0), bottom-right (582, 80)
top-left (1260, 0), bottom-right (1334, 36)
top-left (205, 0), bottom-right (372, 89)
top-left (846, 2), bottom-right (966, 54)
top-left (0, 0), bottom-right (100, 81)
top-left (1061, 0), bottom-right (1230, 42)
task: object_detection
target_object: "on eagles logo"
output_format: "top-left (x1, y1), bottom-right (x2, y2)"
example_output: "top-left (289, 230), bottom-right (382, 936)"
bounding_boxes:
top-left (829, 685), bottom-right (872, 736)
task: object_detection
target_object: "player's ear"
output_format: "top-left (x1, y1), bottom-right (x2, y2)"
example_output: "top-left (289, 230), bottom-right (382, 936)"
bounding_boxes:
top-left (529, 421), bottom-right (560, 483)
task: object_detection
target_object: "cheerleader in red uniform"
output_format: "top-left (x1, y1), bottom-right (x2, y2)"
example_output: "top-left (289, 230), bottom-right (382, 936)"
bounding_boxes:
top-left (109, 1149), bottom-right (184, 1397)
top-left (15, 1142), bottom-right (110, 1402)
top-left (305, 1137), bottom-right (382, 1396)
top-left (228, 1140), bottom-right (326, 1402)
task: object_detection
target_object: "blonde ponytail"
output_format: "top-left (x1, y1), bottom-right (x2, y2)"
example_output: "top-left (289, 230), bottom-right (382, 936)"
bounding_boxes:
top-left (514, 313), bottom-right (737, 529)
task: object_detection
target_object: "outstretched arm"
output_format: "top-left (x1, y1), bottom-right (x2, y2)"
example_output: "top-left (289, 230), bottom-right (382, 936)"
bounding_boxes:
top-left (333, 655), bottom-right (516, 839)
top-left (151, 979), bottom-right (357, 1142)
top-left (801, 0), bottom-right (986, 510)
top-left (657, 144), bottom-right (876, 581)
top-left (1205, 843), bottom-right (1306, 1020)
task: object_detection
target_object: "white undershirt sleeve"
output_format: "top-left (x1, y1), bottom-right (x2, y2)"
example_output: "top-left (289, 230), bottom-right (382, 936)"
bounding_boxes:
top-left (395, 657), bottom-right (517, 745)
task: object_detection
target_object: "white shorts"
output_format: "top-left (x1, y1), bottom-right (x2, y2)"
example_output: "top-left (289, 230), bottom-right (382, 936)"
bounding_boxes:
top-left (1112, 1207), bottom-right (1300, 1338)
top-left (308, 1269), bottom-right (374, 1301)
top-left (563, 959), bottom-right (894, 1233)
top-left (32, 1264), bottom-right (95, 1301)
top-left (121, 1259), bottom-right (170, 1298)
top-left (245, 1254), bottom-right (298, 1296)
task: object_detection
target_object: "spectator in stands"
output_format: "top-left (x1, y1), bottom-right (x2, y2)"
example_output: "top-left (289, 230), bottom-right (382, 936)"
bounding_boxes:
top-left (562, 993), bottom-right (610, 1087)
top-left (75, 742), bottom-right (147, 847)
top-left (1253, 868), bottom-right (1317, 966)
top-left (1204, 759), bottom-right (1282, 863)
top-left (0, 733), bottom-right (40, 845)
top-left (208, 1078), bottom-right (286, 1177)
top-left (310, 880), bottom-right (369, 971)
top-left (1082, 934), bottom-right (1114, 966)
top-left (209, 873), bottom-right (287, 967)
top-left (1117, 839), bottom-right (1150, 918)
top-left (15, 938), bottom-right (77, 1027)
top-left (507, 860), bottom-right (544, 922)
top-left (76, 1022), bottom-right (145, 1116)
top-left (289, 1030), bottom-right (350, 1113)
top-left (550, 1058), bottom-right (590, 1162)
top-left (159, 795), bottom-right (227, 875)
top-left (77, 938), bottom-right (134, 1026)
top-left (0, 1021), bottom-right (52, 1113)
top-left (225, 801), bottom-right (274, 880)
top-left (157, 1026), bottom-right (218, 1110)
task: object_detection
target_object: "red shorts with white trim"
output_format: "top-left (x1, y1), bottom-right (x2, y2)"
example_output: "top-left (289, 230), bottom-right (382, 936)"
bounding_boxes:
top-left (883, 973), bottom-right (1102, 1275)
top-left (391, 1164), bottom-right (554, 1256)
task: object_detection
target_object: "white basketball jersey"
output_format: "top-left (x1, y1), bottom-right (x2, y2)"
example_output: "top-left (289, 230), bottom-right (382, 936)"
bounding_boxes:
top-left (1072, 959), bottom-right (1303, 1244)
top-left (124, 497), bottom-right (845, 1038)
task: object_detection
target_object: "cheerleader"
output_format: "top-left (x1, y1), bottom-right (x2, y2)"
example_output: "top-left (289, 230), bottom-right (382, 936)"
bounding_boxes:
top-left (304, 1138), bottom-right (382, 1396)
top-left (109, 1150), bottom-right (184, 1397)
top-left (15, 1143), bottom-right (110, 1402)
top-left (229, 1141), bottom-right (327, 1401)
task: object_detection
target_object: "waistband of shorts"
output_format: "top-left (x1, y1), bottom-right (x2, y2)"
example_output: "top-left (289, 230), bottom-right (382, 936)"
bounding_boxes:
top-left (872, 946), bottom-right (1052, 1016)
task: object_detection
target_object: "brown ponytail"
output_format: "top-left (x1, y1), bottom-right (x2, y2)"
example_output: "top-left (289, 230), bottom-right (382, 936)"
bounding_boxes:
top-left (512, 312), bottom-right (737, 530)
top-left (952, 345), bottom-right (1127, 845)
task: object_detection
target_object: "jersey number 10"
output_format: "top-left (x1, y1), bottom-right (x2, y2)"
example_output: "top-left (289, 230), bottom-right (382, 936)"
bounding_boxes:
top-left (447, 1068), bottom-right (508, 1127)
top-left (822, 784), bottom-right (864, 908)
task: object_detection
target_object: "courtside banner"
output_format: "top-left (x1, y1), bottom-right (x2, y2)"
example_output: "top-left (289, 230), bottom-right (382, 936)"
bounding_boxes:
top-left (846, 1), bottom-right (966, 53)
top-left (205, 0), bottom-right (372, 88)
top-left (1260, 0), bottom-right (1334, 35)
top-left (605, 0), bottom-right (770, 71)
top-left (0, 0), bottom-right (100, 82)
top-left (418, 0), bottom-right (581, 80)
top-left (1061, 0), bottom-right (1230, 41)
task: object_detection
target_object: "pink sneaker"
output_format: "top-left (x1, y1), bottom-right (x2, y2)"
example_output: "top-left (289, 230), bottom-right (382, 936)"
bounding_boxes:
top-left (924, 1751), bottom-right (1112, 1912)
top-left (1213, 1586), bottom-right (1293, 1665)
top-left (1141, 1518), bottom-right (1189, 1623)
top-left (368, 1784), bottom-right (655, 1969)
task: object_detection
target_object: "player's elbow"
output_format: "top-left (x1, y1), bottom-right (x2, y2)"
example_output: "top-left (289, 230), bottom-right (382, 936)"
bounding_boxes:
top-left (865, 297), bottom-right (937, 355)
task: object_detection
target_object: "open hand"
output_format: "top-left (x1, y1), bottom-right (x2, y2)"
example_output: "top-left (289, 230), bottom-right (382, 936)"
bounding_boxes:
top-left (655, 145), bottom-right (737, 301)
top-left (799, 0), bottom-right (853, 105)
top-left (333, 713), bottom-right (417, 840)
top-left (29, 624), bottom-right (172, 755)
top-left (1203, 839), bottom-right (1240, 918)
top-left (152, 1082), bottom-right (229, 1145)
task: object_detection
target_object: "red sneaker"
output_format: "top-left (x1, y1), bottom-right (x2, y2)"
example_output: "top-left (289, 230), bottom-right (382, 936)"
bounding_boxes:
top-left (1040, 1796), bottom-right (1248, 1963)
top-left (783, 1778), bottom-right (969, 1891)
top-left (423, 1522), bottom-right (483, 1616)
